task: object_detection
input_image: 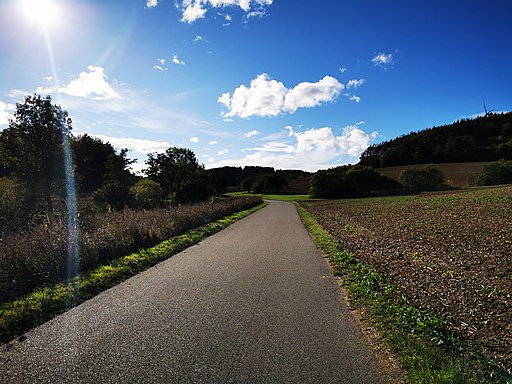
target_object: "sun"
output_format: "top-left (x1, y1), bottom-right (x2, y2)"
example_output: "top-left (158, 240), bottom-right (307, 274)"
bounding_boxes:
top-left (22, 0), bottom-right (60, 28)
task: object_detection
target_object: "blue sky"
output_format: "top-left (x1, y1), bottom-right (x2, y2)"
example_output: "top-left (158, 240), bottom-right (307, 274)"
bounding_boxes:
top-left (1, 0), bottom-right (511, 173)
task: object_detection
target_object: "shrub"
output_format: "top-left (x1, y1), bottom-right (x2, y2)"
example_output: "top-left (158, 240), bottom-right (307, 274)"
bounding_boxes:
top-left (469, 159), bottom-right (512, 186)
top-left (398, 164), bottom-right (445, 192)
top-left (0, 177), bottom-right (30, 231)
top-left (310, 166), bottom-right (401, 198)
top-left (130, 178), bottom-right (164, 209)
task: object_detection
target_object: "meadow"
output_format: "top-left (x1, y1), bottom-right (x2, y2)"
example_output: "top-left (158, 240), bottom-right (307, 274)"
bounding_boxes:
top-left (301, 186), bottom-right (512, 374)
top-left (0, 196), bottom-right (262, 304)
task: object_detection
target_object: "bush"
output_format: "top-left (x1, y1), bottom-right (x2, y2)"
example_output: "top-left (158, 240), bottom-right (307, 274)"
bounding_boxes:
top-left (0, 177), bottom-right (30, 232)
top-left (130, 178), bottom-right (164, 209)
top-left (469, 159), bottom-right (512, 186)
top-left (398, 164), bottom-right (445, 192)
top-left (310, 166), bottom-right (401, 198)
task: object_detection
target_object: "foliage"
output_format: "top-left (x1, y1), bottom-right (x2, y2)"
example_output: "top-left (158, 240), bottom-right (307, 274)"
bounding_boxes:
top-left (93, 149), bottom-right (135, 210)
top-left (0, 177), bottom-right (30, 232)
top-left (0, 94), bottom-right (72, 212)
top-left (469, 159), bottom-right (512, 186)
top-left (398, 164), bottom-right (445, 192)
top-left (145, 147), bottom-right (210, 204)
top-left (130, 178), bottom-right (164, 209)
top-left (72, 134), bottom-right (118, 194)
top-left (359, 112), bottom-right (512, 167)
top-left (309, 165), bottom-right (401, 198)
top-left (251, 173), bottom-right (289, 193)
top-left (0, 198), bottom-right (265, 343)
top-left (0, 196), bottom-right (262, 304)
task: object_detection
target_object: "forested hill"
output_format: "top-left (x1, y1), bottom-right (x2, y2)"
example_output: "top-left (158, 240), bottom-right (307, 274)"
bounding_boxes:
top-left (359, 112), bottom-right (512, 168)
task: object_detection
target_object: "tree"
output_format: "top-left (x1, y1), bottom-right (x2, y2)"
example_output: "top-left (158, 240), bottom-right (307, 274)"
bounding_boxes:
top-left (468, 159), bottom-right (512, 186)
top-left (252, 173), bottom-right (288, 194)
top-left (72, 134), bottom-right (117, 194)
top-left (145, 147), bottom-right (210, 204)
top-left (0, 94), bottom-right (72, 212)
top-left (93, 149), bottom-right (135, 210)
top-left (398, 164), bottom-right (445, 192)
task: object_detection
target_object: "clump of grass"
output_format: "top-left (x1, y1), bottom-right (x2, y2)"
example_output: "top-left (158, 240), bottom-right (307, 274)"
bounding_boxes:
top-left (296, 202), bottom-right (509, 384)
top-left (0, 201), bottom-right (266, 343)
top-left (0, 196), bottom-right (262, 303)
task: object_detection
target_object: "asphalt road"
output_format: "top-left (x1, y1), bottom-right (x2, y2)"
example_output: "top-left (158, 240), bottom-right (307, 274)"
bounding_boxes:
top-left (1, 201), bottom-right (387, 383)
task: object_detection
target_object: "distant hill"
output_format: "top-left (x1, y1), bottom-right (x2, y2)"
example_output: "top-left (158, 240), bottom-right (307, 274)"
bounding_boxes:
top-left (359, 112), bottom-right (512, 168)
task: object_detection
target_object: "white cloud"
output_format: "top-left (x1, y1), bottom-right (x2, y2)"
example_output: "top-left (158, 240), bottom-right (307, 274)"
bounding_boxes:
top-left (179, 0), bottom-right (273, 24)
top-left (207, 125), bottom-right (378, 171)
top-left (88, 134), bottom-right (171, 156)
top-left (172, 54), bottom-right (186, 65)
top-left (194, 35), bottom-right (208, 42)
top-left (219, 74), bottom-right (343, 118)
top-left (372, 52), bottom-right (395, 68)
top-left (244, 130), bottom-right (260, 138)
top-left (37, 66), bottom-right (120, 100)
top-left (346, 79), bottom-right (366, 89)
top-left (0, 101), bottom-right (15, 126)
top-left (209, 140), bottom-right (218, 145)
top-left (153, 65), bottom-right (167, 71)
top-left (349, 95), bottom-right (361, 103)
top-left (339, 67), bottom-right (347, 73)
top-left (218, 148), bottom-right (229, 156)
top-left (146, 0), bottom-right (158, 7)
top-left (190, 136), bottom-right (200, 143)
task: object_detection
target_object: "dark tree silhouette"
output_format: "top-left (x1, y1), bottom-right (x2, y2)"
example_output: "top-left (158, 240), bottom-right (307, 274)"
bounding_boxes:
top-left (0, 94), bottom-right (72, 212)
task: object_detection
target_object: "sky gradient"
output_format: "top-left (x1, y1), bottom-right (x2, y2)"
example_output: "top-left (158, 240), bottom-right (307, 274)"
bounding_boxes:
top-left (1, 0), bottom-right (511, 173)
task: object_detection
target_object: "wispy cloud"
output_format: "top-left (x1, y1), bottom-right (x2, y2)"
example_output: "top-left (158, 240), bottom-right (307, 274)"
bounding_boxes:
top-left (346, 79), bottom-right (366, 89)
top-left (179, 0), bottom-right (273, 24)
top-left (194, 35), bottom-right (208, 42)
top-left (217, 148), bottom-right (229, 156)
top-left (339, 67), bottom-right (347, 73)
top-left (219, 74), bottom-right (343, 119)
top-left (372, 52), bottom-right (395, 69)
top-left (244, 130), bottom-right (260, 138)
top-left (207, 124), bottom-right (378, 171)
top-left (172, 54), bottom-right (186, 65)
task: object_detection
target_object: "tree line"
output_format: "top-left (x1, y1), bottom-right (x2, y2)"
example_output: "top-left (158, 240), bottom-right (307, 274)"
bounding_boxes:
top-left (360, 112), bottom-right (512, 168)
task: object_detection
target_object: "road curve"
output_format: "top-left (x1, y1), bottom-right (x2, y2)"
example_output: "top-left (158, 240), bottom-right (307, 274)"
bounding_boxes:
top-left (1, 201), bottom-right (386, 383)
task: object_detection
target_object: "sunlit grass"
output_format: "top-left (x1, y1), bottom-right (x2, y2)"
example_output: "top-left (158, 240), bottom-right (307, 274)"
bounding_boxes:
top-left (0, 202), bottom-right (266, 343)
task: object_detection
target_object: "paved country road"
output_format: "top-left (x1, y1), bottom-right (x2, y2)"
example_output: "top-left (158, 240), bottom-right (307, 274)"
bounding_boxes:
top-left (1, 201), bottom-right (387, 383)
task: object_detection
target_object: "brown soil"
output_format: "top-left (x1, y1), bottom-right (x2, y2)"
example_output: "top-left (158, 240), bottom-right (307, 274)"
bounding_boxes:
top-left (302, 186), bottom-right (512, 373)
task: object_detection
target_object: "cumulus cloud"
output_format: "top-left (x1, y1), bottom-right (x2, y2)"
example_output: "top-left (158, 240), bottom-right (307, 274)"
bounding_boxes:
top-left (244, 130), bottom-right (260, 138)
top-left (207, 125), bottom-right (378, 171)
top-left (209, 140), bottom-right (218, 145)
top-left (172, 54), bottom-right (186, 65)
top-left (146, 0), bottom-right (158, 7)
top-left (346, 79), bottom-right (366, 89)
top-left (179, 0), bottom-right (273, 24)
top-left (37, 66), bottom-right (120, 100)
top-left (219, 74), bottom-right (343, 118)
top-left (190, 136), bottom-right (200, 143)
top-left (372, 52), bottom-right (395, 68)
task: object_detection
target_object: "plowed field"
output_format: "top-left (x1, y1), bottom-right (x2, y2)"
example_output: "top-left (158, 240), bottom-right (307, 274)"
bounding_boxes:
top-left (301, 186), bottom-right (512, 371)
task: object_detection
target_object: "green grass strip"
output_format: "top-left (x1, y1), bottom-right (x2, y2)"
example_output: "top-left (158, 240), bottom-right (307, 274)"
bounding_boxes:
top-left (0, 202), bottom-right (266, 344)
top-left (295, 202), bottom-right (509, 384)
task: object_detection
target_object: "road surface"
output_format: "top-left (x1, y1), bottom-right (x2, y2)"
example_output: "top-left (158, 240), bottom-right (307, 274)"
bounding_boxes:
top-left (1, 201), bottom-right (387, 383)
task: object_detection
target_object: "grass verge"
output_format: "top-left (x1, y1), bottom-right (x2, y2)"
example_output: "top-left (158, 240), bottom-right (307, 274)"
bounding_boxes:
top-left (0, 202), bottom-right (266, 344)
top-left (296, 202), bottom-right (509, 384)
top-left (228, 192), bottom-right (313, 202)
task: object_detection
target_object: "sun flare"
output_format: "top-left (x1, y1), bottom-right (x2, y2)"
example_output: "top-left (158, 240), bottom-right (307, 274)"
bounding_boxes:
top-left (22, 0), bottom-right (60, 28)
